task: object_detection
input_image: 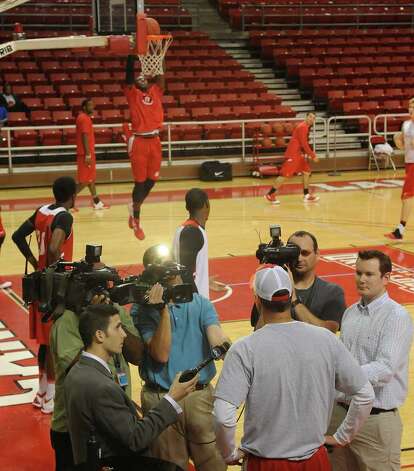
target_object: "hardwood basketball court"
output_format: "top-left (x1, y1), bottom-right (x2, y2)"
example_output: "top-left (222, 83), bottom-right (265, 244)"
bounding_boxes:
top-left (1, 169), bottom-right (414, 470)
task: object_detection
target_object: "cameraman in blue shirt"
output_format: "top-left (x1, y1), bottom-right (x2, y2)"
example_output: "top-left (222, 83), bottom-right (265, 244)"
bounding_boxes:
top-left (131, 245), bottom-right (229, 471)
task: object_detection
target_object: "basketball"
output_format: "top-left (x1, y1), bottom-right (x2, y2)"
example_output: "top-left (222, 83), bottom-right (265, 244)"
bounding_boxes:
top-left (261, 123), bottom-right (272, 137)
top-left (273, 123), bottom-right (284, 137)
top-left (145, 17), bottom-right (161, 35)
top-left (261, 136), bottom-right (273, 148)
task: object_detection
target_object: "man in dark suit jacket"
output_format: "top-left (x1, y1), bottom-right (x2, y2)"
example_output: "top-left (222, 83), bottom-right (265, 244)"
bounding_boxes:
top-left (64, 303), bottom-right (198, 470)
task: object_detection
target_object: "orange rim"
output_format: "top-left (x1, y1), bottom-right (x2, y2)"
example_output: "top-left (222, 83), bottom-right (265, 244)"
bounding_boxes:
top-left (146, 34), bottom-right (172, 40)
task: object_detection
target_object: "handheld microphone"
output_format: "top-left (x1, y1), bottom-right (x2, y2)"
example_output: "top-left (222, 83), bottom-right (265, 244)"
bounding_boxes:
top-left (179, 342), bottom-right (231, 383)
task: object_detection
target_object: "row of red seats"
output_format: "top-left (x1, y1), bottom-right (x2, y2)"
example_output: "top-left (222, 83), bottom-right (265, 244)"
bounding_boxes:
top-left (298, 65), bottom-right (414, 88)
top-left (219, 0), bottom-right (411, 18)
top-left (262, 40), bottom-right (414, 61)
top-left (228, 6), bottom-right (410, 29)
top-left (331, 97), bottom-right (410, 114)
top-left (7, 91), bottom-right (280, 114)
top-left (10, 127), bottom-right (120, 147)
top-left (6, 102), bottom-right (294, 127)
top-left (8, 120), bottom-right (299, 148)
top-left (249, 26), bottom-right (413, 42)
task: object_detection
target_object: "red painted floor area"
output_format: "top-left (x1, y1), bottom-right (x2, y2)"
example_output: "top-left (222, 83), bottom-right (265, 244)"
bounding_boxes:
top-left (1, 245), bottom-right (414, 470)
top-left (0, 177), bottom-right (404, 212)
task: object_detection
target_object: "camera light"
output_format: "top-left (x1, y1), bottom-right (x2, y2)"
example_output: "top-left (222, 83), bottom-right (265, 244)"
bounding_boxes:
top-left (156, 245), bottom-right (170, 258)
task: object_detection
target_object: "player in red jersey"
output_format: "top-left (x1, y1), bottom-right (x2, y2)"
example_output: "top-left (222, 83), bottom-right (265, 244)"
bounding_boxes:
top-left (124, 55), bottom-right (165, 240)
top-left (12, 176), bottom-right (76, 414)
top-left (265, 113), bottom-right (320, 205)
top-left (75, 99), bottom-right (108, 210)
top-left (0, 206), bottom-right (11, 289)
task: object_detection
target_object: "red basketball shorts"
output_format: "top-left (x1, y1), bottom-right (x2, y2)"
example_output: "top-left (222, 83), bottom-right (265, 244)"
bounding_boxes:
top-left (246, 447), bottom-right (331, 471)
top-left (77, 153), bottom-right (97, 184)
top-left (402, 163), bottom-right (414, 199)
top-left (280, 155), bottom-right (311, 178)
top-left (29, 303), bottom-right (52, 345)
top-left (129, 135), bottom-right (162, 183)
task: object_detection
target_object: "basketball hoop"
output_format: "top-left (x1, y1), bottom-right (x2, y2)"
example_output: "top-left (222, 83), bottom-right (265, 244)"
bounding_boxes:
top-left (138, 33), bottom-right (172, 76)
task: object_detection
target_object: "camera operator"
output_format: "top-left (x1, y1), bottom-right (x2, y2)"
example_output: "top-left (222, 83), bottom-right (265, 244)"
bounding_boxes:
top-left (12, 176), bottom-right (77, 414)
top-left (131, 245), bottom-right (229, 471)
top-left (214, 266), bottom-right (374, 470)
top-left (287, 230), bottom-right (346, 333)
top-left (50, 282), bottom-right (144, 469)
top-left (65, 303), bottom-right (199, 471)
top-left (252, 231), bottom-right (346, 333)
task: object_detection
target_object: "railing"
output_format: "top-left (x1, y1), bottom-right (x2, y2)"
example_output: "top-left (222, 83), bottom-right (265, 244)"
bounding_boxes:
top-left (373, 113), bottom-right (408, 139)
top-left (238, 2), bottom-right (414, 30)
top-left (1, 113), bottom-right (403, 175)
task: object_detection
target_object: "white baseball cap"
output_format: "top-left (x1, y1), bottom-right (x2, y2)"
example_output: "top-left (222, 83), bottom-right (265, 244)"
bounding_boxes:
top-left (254, 266), bottom-right (292, 301)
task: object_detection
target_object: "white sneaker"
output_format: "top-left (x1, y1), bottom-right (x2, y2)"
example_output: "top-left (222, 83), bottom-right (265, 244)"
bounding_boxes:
top-left (303, 194), bottom-right (320, 203)
top-left (0, 281), bottom-right (12, 289)
top-left (32, 392), bottom-right (44, 409)
top-left (93, 201), bottom-right (109, 210)
top-left (41, 396), bottom-right (54, 414)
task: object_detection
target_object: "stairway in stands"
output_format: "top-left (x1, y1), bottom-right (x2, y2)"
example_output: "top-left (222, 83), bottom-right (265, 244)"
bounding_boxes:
top-left (182, 0), bottom-right (364, 157)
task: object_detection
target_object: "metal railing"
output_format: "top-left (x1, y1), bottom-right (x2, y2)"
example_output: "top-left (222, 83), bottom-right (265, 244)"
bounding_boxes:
top-left (238, 2), bottom-right (414, 30)
top-left (373, 113), bottom-right (409, 139)
top-left (1, 113), bottom-right (404, 175)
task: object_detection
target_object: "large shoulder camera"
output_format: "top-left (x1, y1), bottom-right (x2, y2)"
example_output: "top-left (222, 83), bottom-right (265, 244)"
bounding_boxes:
top-left (256, 225), bottom-right (300, 266)
top-left (22, 244), bottom-right (193, 321)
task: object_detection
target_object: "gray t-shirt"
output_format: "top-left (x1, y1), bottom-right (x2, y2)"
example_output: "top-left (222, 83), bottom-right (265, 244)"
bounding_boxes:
top-left (295, 277), bottom-right (346, 326)
top-left (214, 321), bottom-right (366, 459)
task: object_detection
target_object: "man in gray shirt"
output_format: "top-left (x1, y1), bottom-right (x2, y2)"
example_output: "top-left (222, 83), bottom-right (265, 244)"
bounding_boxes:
top-left (328, 250), bottom-right (413, 471)
top-left (214, 266), bottom-right (374, 469)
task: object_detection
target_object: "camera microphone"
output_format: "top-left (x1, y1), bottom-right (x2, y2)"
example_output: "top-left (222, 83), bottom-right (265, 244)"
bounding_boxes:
top-left (179, 342), bottom-right (231, 383)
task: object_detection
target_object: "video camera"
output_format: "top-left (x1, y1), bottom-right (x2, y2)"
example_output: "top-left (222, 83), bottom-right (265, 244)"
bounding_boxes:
top-left (256, 225), bottom-right (300, 266)
top-left (22, 244), bottom-right (193, 321)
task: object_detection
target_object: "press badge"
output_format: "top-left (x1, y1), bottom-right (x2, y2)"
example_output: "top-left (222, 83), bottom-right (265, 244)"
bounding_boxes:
top-left (117, 371), bottom-right (129, 388)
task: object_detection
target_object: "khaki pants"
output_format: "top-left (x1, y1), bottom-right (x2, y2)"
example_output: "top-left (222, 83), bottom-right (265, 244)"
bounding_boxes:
top-left (141, 384), bottom-right (227, 471)
top-left (327, 404), bottom-right (402, 471)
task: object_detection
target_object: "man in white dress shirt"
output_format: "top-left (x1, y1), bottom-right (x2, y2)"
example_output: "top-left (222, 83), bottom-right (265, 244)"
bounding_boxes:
top-left (328, 249), bottom-right (413, 471)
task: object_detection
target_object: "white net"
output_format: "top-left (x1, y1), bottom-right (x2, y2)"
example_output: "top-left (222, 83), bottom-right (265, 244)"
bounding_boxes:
top-left (138, 35), bottom-right (172, 76)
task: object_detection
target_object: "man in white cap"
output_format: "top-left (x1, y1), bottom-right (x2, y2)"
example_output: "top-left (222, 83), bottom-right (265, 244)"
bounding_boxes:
top-left (214, 266), bottom-right (375, 471)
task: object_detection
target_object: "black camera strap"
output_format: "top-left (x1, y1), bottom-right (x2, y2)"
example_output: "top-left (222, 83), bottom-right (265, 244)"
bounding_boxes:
top-left (24, 234), bottom-right (32, 275)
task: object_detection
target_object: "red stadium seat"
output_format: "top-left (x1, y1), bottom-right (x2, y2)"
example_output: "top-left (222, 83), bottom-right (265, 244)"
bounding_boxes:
top-left (34, 85), bottom-right (56, 97)
top-left (191, 107), bottom-right (213, 120)
top-left (31, 110), bottom-right (52, 126)
top-left (58, 84), bottom-right (82, 97)
top-left (49, 73), bottom-right (72, 85)
top-left (52, 111), bottom-right (74, 125)
top-left (94, 127), bottom-right (113, 144)
top-left (39, 129), bottom-right (62, 146)
top-left (71, 72), bottom-right (92, 84)
top-left (44, 97), bottom-right (66, 111)
top-left (12, 85), bottom-right (33, 98)
top-left (93, 97), bottom-right (113, 110)
top-left (25, 73), bottom-right (49, 85)
top-left (100, 109), bottom-right (122, 124)
top-left (62, 128), bottom-right (77, 145)
top-left (166, 108), bottom-right (189, 121)
top-left (7, 112), bottom-right (29, 127)
top-left (24, 97), bottom-right (44, 111)
top-left (81, 83), bottom-right (102, 97)
top-left (13, 129), bottom-right (38, 146)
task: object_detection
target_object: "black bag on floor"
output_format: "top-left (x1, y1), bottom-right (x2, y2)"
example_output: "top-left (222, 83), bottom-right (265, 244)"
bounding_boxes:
top-left (199, 161), bottom-right (232, 181)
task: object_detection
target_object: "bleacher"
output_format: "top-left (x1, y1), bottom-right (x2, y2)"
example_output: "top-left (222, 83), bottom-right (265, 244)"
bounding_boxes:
top-left (250, 27), bottom-right (413, 132)
top-left (0, 29), bottom-right (292, 150)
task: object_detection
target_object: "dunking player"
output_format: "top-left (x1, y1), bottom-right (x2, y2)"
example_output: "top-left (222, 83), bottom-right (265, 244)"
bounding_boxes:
top-left (265, 112), bottom-right (320, 205)
top-left (124, 55), bottom-right (165, 240)
top-left (12, 176), bottom-right (76, 414)
top-left (0, 206), bottom-right (11, 289)
top-left (386, 98), bottom-right (414, 239)
top-left (75, 98), bottom-right (108, 210)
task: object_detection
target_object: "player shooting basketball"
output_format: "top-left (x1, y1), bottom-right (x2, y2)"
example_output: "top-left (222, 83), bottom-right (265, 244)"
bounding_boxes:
top-left (124, 54), bottom-right (166, 240)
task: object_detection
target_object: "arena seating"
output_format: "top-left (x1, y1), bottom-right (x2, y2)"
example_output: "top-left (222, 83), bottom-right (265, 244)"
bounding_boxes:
top-left (0, 30), bottom-right (292, 148)
top-left (250, 27), bottom-right (414, 131)
top-left (216, 0), bottom-right (413, 30)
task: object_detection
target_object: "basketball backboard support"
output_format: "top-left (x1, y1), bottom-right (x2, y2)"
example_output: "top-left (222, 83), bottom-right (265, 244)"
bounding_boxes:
top-left (94, 0), bottom-right (141, 34)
